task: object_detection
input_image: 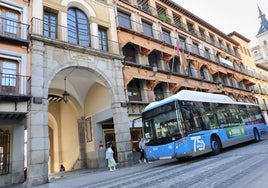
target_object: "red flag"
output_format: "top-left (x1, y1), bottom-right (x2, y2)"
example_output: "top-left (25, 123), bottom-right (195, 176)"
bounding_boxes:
top-left (175, 41), bottom-right (180, 56)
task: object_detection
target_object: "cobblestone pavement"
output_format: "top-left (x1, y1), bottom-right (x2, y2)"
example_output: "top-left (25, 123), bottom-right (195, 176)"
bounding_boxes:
top-left (8, 134), bottom-right (268, 188)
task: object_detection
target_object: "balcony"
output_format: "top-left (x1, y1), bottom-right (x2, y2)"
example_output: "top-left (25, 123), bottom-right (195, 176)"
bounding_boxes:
top-left (0, 73), bottom-right (31, 100)
top-left (0, 17), bottom-right (29, 46)
top-left (118, 1), bottom-right (242, 60)
top-left (0, 73), bottom-right (31, 120)
top-left (30, 17), bottom-right (120, 55)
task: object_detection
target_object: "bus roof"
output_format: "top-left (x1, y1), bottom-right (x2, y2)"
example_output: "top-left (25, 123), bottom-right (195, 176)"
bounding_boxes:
top-left (143, 90), bottom-right (254, 112)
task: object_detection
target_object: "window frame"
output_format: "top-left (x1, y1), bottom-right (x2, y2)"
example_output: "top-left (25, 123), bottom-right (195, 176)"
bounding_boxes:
top-left (43, 10), bottom-right (58, 39)
top-left (67, 7), bottom-right (90, 46)
top-left (98, 27), bottom-right (108, 51)
top-left (0, 6), bottom-right (20, 38)
top-left (0, 58), bottom-right (19, 93)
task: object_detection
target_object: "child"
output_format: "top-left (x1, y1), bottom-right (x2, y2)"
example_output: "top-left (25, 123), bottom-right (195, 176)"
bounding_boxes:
top-left (106, 142), bottom-right (117, 171)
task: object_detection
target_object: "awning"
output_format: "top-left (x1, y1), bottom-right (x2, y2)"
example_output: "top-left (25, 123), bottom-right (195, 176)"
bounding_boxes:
top-left (242, 78), bottom-right (255, 86)
top-left (234, 73), bottom-right (243, 82)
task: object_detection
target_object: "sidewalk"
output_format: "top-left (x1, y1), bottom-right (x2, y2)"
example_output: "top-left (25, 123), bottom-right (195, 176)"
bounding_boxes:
top-left (6, 160), bottom-right (160, 188)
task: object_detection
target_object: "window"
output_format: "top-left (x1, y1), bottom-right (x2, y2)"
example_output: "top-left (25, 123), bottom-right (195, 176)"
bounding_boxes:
top-left (199, 28), bottom-right (206, 39)
top-left (154, 84), bottom-right (164, 101)
top-left (157, 5), bottom-right (170, 23)
top-left (44, 11), bottom-right (57, 38)
top-left (142, 20), bottom-right (153, 38)
top-left (0, 59), bottom-right (18, 93)
top-left (209, 33), bottom-right (215, 44)
top-left (226, 44), bottom-right (231, 52)
top-left (168, 57), bottom-right (180, 73)
top-left (204, 47), bottom-right (211, 60)
top-left (192, 42), bottom-right (200, 55)
top-left (148, 51), bottom-right (159, 68)
top-left (173, 13), bottom-right (182, 28)
top-left (0, 6), bottom-right (20, 37)
top-left (212, 73), bottom-right (219, 83)
top-left (162, 29), bottom-right (171, 45)
top-left (0, 130), bottom-right (10, 175)
top-left (67, 8), bottom-right (90, 46)
top-left (187, 22), bottom-right (196, 35)
top-left (263, 99), bottom-right (268, 110)
top-left (123, 44), bottom-right (137, 63)
top-left (200, 66), bottom-right (208, 80)
top-left (117, 11), bottom-right (131, 29)
top-left (222, 76), bottom-right (228, 86)
top-left (187, 62), bottom-right (197, 77)
top-left (179, 37), bottom-right (187, 51)
top-left (98, 27), bottom-right (108, 51)
top-left (230, 77), bottom-right (237, 87)
top-left (127, 79), bottom-right (142, 101)
top-left (156, 5), bottom-right (165, 17)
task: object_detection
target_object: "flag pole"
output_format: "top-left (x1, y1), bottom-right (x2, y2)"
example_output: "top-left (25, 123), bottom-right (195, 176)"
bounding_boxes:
top-left (171, 39), bottom-right (177, 73)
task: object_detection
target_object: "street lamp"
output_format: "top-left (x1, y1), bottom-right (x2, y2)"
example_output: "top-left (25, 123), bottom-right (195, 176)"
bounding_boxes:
top-left (62, 77), bottom-right (69, 103)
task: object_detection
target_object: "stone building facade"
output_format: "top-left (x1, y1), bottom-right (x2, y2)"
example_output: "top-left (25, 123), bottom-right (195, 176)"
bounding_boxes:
top-left (2, 0), bottom-right (268, 187)
top-left (0, 0), bottom-right (31, 186)
top-left (115, 0), bottom-right (268, 135)
top-left (27, 0), bottom-right (131, 187)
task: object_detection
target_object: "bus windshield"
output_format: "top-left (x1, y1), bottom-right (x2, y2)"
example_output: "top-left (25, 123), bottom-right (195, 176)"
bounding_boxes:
top-left (142, 101), bottom-right (185, 145)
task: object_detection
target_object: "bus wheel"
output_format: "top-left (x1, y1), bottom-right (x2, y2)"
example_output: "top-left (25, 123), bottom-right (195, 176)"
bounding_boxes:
top-left (253, 129), bottom-right (260, 142)
top-left (210, 136), bottom-right (221, 155)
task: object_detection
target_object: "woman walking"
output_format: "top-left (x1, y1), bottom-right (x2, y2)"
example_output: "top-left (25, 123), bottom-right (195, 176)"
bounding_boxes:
top-left (106, 142), bottom-right (117, 171)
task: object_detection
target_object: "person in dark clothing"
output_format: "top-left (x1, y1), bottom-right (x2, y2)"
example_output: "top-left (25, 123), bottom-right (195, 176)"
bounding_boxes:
top-left (139, 138), bottom-right (148, 163)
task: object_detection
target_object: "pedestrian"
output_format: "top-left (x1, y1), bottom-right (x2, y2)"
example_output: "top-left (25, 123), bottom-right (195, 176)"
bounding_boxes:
top-left (60, 164), bottom-right (65, 172)
top-left (139, 138), bottom-right (148, 163)
top-left (59, 164), bottom-right (65, 177)
top-left (106, 142), bottom-right (117, 171)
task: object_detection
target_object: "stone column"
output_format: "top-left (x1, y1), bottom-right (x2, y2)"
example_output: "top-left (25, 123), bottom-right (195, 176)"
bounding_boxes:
top-left (77, 118), bottom-right (86, 168)
top-left (27, 40), bottom-right (49, 187)
top-left (111, 59), bottom-right (133, 167)
top-left (112, 102), bottom-right (133, 167)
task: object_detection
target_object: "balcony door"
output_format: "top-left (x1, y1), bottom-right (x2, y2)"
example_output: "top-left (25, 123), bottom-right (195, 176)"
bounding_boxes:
top-left (0, 59), bottom-right (18, 94)
top-left (0, 7), bottom-right (20, 38)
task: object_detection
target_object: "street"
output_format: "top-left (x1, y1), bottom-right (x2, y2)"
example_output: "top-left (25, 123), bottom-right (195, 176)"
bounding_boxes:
top-left (10, 134), bottom-right (268, 188)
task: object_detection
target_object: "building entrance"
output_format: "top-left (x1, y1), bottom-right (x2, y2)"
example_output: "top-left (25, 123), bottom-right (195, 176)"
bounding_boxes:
top-left (103, 126), bottom-right (117, 162)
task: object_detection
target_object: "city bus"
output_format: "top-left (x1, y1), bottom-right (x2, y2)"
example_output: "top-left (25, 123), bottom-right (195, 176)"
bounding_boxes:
top-left (142, 90), bottom-right (268, 160)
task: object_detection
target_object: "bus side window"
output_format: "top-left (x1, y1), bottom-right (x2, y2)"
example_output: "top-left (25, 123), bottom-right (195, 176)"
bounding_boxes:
top-left (201, 116), bottom-right (210, 130)
top-left (207, 113), bottom-right (219, 129)
top-left (182, 108), bottom-right (190, 120)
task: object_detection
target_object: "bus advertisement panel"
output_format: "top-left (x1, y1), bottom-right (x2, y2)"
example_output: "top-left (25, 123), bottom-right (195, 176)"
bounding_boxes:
top-left (142, 90), bottom-right (268, 160)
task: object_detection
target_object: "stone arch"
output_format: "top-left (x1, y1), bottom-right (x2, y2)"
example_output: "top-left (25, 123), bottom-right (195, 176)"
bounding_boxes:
top-left (62, 0), bottom-right (96, 17)
top-left (44, 63), bottom-right (118, 107)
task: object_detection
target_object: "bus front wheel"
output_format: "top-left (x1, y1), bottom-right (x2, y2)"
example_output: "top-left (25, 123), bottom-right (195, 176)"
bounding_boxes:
top-left (210, 136), bottom-right (221, 155)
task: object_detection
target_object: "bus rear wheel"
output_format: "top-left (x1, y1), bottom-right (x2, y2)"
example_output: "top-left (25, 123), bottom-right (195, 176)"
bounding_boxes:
top-left (210, 136), bottom-right (221, 155)
top-left (253, 129), bottom-right (260, 142)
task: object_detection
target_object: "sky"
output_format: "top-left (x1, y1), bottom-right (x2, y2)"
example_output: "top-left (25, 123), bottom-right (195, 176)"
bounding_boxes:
top-left (173, 0), bottom-right (268, 47)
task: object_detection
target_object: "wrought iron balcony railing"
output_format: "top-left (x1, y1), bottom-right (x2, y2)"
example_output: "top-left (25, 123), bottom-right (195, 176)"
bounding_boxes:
top-left (0, 16), bottom-right (29, 43)
top-left (30, 17), bottom-right (120, 55)
top-left (0, 73), bottom-right (31, 96)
